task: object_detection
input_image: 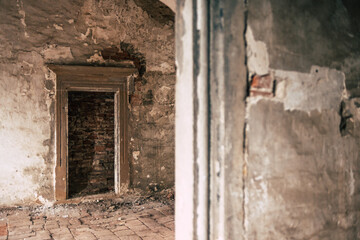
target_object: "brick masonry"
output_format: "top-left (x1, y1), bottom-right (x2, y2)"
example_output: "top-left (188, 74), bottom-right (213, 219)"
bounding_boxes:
top-left (0, 198), bottom-right (174, 240)
top-left (68, 92), bottom-right (115, 198)
top-left (0, 220), bottom-right (7, 238)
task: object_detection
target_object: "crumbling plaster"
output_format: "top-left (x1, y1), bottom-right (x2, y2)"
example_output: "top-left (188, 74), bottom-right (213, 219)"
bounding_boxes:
top-left (174, 0), bottom-right (360, 239)
top-left (0, 0), bottom-right (175, 206)
top-left (244, 0), bottom-right (360, 237)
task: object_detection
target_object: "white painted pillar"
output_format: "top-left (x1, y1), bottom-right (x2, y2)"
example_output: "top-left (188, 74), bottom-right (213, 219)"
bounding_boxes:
top-left (175, 0), bottom-right (209, 239)
top-left (175, 0), bottom-right (247, 239)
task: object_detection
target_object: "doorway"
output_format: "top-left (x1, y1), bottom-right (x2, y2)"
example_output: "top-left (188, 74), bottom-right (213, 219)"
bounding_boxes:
top-left (68, 91), bottom-right (115, 198)
top-left (50, 65), bottom-right (137, 200)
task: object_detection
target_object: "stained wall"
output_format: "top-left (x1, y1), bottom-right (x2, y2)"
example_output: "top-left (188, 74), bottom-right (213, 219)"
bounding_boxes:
top-left (244, 0), bottom-right (360, 238)
top-left (0, 0), bottom-right (175, 206)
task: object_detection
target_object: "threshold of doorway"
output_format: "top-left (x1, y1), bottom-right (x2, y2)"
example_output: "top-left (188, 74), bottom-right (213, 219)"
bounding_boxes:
top-left (55, 192), bottom-right (117, 205)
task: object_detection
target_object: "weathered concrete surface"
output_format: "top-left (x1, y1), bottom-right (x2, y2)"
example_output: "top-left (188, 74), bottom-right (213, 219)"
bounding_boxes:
top-left (274, 66), bottom-right (346, 112)
top-left (246, 100), bottom-right (360, 239)
top-left (340, 98), bottom-right (360, 138)
top-left (0, 0), bottom-right (175, 206)
top-left (245, 0), bottom-right (360, 238)
top-left (174, 0), bottom-right (360, 239)
top-left (248, 0), bottom-right (360, 98)
top-left (246, 26), bottom-right (347, 112)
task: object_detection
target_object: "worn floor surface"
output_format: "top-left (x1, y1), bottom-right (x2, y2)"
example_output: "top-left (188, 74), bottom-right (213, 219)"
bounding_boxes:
top-left (0, 193), bottom-right (174, 240)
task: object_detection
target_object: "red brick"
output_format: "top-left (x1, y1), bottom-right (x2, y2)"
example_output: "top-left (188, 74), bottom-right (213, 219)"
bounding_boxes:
top-left (250, 74), bottom-right (274, 97)
top-left (251, 74), bottom-right (273, 89)
top-left (0, 225), bottom-right (7, 237)
top-left (94, 146), bottom-right (106, 152)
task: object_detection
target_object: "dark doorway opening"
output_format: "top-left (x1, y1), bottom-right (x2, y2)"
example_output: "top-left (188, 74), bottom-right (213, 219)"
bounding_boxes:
top-left (68, 91), bottom-right (115, 198)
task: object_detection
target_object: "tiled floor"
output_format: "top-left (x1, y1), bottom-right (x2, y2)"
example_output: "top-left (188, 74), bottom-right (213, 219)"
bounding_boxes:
top-left (0, 195), bottom-right (174, 240)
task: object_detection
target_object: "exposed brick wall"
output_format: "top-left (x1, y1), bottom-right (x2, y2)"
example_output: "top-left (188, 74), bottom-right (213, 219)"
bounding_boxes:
top-left (68, 91), bottom-right (115, 198)
top-left (0, 0), bottom-right (175, 205)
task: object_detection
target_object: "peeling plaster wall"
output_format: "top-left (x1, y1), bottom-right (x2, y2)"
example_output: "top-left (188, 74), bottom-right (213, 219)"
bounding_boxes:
top-left (129, 72), bottom-right (175, 190)
top-left (247, 0), bottom-right (360, 97)
top-left (0, 0), bottom-right (174, 206)
top-left (245, 0), bottom-right (360, 238)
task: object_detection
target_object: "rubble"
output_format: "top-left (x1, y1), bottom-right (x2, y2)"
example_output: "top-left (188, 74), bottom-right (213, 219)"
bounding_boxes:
top-left (0, 191), bottom-right (174, 240)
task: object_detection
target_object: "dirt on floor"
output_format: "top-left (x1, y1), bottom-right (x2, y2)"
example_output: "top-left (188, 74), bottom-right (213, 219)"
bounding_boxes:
top-left (0, 188), bottom-right (175, 240)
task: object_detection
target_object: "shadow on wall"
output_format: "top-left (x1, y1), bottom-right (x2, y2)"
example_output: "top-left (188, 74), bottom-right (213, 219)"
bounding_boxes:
top-left (101, 43), bottom-right (146, 79)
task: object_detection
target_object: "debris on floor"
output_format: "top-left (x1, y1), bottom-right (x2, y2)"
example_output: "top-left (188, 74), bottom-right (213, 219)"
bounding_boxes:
top-left (0, 190), bottom-right (174, 240)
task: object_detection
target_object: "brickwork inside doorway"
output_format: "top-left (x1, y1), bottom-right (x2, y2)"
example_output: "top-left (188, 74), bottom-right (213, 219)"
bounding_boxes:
top-left (68, 92), bottom-right (115, 198)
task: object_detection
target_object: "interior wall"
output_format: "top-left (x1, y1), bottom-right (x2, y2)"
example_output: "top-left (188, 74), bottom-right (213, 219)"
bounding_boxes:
top-left (245, 0), bottom-right (360, 238)
top-left (129, 71), bottom-right (175, 190)
top-left (175, 0), bottom-right (359, 239)
top-left (0, 0), bottom-right (175, 206)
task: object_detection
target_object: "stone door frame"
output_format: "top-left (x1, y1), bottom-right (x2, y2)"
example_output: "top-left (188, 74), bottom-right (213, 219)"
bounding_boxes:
top-left (49, 65), bottom-right (137, 200)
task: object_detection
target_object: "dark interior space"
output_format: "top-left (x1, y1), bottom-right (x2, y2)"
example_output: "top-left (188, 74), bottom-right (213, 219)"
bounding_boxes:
top-left (68, 91), bottom-right (115, 198)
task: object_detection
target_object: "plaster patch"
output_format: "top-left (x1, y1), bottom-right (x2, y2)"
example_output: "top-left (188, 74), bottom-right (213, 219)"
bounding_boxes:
top-left (132, 151), bottom-right (140, 160)
top-left (92, 27), bottom-right (112, 41)
top-left (53, 24), bottom-right (63, 31)
top-left (42, 45), bottom-right (74, 61)
top-left (274, 66), bottom-right (345, 112)
top-left (86, 53), bottom-right (106, 64)
top-left (349, 169), bottom-right (355, 196)
top-left (77, 28), bottom-right (92, 41)
top-left (16, 0), bottom-right (29, 38)
top-left (246, 27), bottom-right (269, 76)
top-left (148, 62), bottom-right (175, 73)
top-left (21, 61), bottom-right (34, 76)
top-left (245, 28), bottom-right (346, 112)
top-left (20, 77), bottom-right (30, 95)
top-left (0, 130), bottom-right (47, 205)
top-left (45, 68), bottom-right (56, 82)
